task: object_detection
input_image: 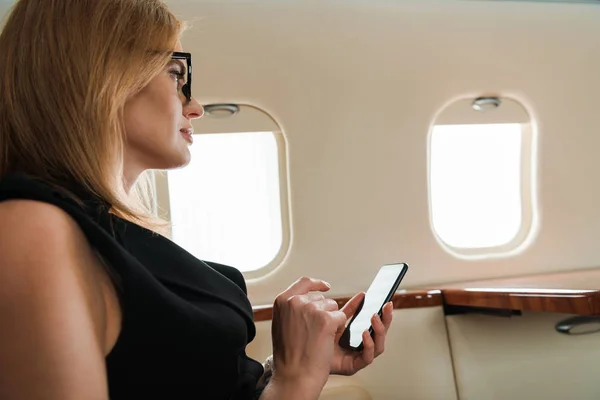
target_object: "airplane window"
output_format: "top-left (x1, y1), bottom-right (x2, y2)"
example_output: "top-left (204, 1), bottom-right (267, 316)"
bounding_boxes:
top-left (430, 123), bottom-right (522, 248)
top-left (428, 97), bottom-right (537, 257)
top-left (166, 131), bottom-right (284, 272)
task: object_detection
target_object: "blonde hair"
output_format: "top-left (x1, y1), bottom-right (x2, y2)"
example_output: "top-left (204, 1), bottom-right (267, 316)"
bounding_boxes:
top-left (0, 0), bottom-right (187, 233)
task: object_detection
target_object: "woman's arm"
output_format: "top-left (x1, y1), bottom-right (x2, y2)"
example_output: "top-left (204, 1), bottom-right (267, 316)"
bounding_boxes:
top-left (0, 200), bottom-right (111, 399)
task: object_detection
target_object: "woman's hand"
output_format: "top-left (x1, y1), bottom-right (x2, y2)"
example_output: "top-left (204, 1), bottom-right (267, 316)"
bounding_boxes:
top-left (270, 277), bottom-right (349, 395)
top-left (330, 292), bottom-right (393, 376)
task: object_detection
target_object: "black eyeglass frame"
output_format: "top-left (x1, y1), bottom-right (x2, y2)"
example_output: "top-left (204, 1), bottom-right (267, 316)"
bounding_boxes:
top-left (171, 51), bottom-right (192, 102)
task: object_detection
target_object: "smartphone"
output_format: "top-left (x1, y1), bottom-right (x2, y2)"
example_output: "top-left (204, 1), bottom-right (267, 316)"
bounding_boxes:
top-left (338, 262), bottom-right (409, 351)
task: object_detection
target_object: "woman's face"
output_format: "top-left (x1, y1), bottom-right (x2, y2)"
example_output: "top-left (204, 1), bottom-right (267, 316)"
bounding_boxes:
top-left (123, 41), bottom-right (204, 186)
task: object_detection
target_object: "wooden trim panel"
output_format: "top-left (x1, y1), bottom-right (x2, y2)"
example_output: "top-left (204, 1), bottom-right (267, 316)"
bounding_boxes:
top-left (254, 287), bottom-right (600, 321)
top-left (252, 290), bottom-right (442, 322)
top-left (442, 287), bottom-right (600, 316)
top-left (253, 268), bottom-right (600, 321)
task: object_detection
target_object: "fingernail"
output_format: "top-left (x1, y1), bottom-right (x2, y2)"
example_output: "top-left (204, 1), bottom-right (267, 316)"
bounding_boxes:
top-left (324, 281), bottom-right (331, 288)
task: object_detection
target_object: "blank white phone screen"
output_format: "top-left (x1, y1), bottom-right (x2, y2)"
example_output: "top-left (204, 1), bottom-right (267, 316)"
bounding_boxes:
top-left (349, 264), bottom-right (404, 348)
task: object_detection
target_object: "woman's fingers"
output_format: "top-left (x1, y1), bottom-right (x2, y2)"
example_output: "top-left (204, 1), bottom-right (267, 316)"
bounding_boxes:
top-left (339, 291), bottom-right (365, 320)
top-left (371, 312), bottom-right (386, 357)
top-left (381, 302), bottom-right (393, 332)
top-left (279, 276), bottom-right (331, 300)
top-left (360, 329), bottom-right (376, 365)
top-left (271, 277), bottom-right (349, 392)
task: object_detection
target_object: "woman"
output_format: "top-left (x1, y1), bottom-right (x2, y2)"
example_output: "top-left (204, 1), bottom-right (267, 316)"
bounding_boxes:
top-left (0, 0), bottom-right (393, 399)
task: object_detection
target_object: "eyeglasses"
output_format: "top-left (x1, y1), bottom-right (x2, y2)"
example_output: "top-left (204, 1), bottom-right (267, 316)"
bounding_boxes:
top-left (171, 51), bottom-right (192, 103)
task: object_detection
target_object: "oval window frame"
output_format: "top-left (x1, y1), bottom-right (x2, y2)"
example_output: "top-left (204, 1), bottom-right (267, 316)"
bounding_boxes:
top-left (427, 96), bottom-right (539, 259)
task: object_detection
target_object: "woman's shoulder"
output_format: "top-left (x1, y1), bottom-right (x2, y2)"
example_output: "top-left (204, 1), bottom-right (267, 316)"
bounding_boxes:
top-left (0, 172), bottom-right (123, 348)
top-left (0, 198), bottom-right (104, 283)
top-left (0, 197), bottom-right (118, 351)
top-left (0, 196), bottom-right (121, 397)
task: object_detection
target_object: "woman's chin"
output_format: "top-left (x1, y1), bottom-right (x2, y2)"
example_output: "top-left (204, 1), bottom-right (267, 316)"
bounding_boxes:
top-left (155, 148), bottom-right (191, 171)
top-left (172, 149), bottom-right (192, 169)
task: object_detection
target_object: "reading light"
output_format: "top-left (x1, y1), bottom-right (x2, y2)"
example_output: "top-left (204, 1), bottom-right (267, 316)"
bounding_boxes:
top-left (203, 104), bottom-right (239, 118)
top-left (472, 97), bottom-right (501, 111)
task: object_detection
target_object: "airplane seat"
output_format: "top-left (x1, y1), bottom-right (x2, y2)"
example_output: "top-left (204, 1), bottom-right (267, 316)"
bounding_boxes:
top-left (318, 375), bottom-right (372, 400)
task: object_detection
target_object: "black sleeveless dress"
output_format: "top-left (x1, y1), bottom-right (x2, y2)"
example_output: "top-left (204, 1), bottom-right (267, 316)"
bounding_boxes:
top-left (0, 172), bottom-right (265, 399)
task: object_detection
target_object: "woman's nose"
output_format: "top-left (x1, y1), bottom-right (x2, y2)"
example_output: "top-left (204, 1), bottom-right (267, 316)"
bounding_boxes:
top-left (184, 97), bottom-right (204, 120)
